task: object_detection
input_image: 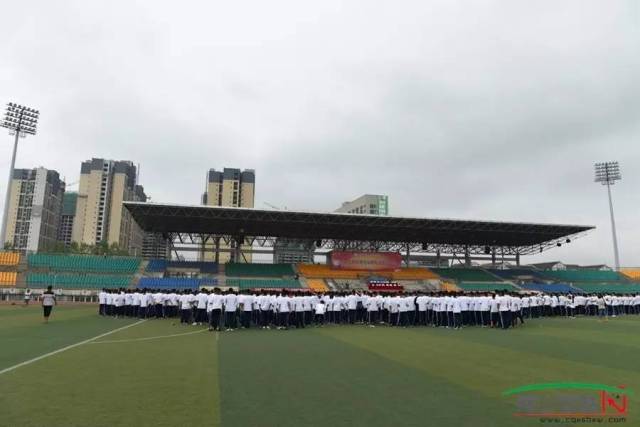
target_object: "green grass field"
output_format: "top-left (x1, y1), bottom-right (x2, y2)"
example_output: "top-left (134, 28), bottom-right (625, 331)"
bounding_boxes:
top-left (1, 305), bottom-right (638, 427)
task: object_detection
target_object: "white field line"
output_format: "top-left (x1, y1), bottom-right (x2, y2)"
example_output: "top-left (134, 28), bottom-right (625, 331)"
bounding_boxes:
top-left (0, 320), bottom-right (146, 376)
top-left (90, 328), bottom-right (207, 344)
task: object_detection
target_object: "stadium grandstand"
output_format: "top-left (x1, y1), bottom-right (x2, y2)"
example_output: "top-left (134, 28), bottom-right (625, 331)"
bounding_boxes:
top-left (11, 202), bottom-right (640, 300)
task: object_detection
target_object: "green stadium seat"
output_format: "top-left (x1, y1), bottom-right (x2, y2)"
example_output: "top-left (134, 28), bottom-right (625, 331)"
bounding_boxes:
top-left (457, 282), bottom-right (516, 292)
top-left (572, 283), bottom-right (640, 294)
top-left (543, 270), bottom-right (624, 282)
top-left (27, 254), bottom-right (141, 274)
top-left (225, 263), bottom-right (295, 277)
top-left (431, 268), bottom-right (499, 282)
top-left (26, 273), bottom-right (131, 289)
top-left (225, 278), bottom-right (301, 289)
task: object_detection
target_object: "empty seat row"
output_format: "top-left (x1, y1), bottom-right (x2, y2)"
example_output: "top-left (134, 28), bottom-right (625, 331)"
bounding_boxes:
top-left (572, 283), bottom-right (640, 294)
top-left (26, 273), bottom-right (132, 289)
top-left (389, 267), bottom-right (440, 281)
top-left (297, 264), bottom-right (362, 279)
top-left (621, 269), bottom-right (640, 281)
top-left (0, 271), bottom-right (17, 286)
top-left (430, 268), bottom-right (499, 282)
top-left (28, 254), bottom-right (141, 273)
top-left (306, 278), bottom-right (329, 292)
top-left (542, 269), bottom-right (624, 283)
top-left (457, 282), bottom-right (517, 292)
top-left (145, 259), bottom-right (219, 273)
top-left (488, 269), bottom-right (551, 281)
top-left (520, 283), bottom-right (581, 294)
top-left (0, 252), bottom-right (20, 266)
top-left (225, 263), bottom-right (295, 277)
top-left (137, 277), bottom-right (218, 290)
top-left (226, 278), bottom-right (301, 290)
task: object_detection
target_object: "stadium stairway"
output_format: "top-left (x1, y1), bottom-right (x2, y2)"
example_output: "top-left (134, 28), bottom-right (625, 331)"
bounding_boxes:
top-left (130, 260), bottom-right (149, 289)
top-left (440, 282), bottom-right (459, 292)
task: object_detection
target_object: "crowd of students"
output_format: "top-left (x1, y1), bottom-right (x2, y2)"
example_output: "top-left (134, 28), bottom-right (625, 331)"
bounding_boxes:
top-left (97, 288), bottom-right (640, 331)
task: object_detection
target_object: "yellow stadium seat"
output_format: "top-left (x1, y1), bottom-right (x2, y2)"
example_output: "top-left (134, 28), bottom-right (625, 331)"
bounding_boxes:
top-left (621, 268), bottom-right (640, 281)
top-left (440, 282), bottom-right (459, 292)
top-left (390, 267), bottom-right (439, 280)
top-left (0, 271), bottom-right (17, 286)
top-left (297, 264), bottom-right (363, 279)
top-left (0, 252), bottom-right (20, 266)
top-left (306, 278), bottom-right (329, 292)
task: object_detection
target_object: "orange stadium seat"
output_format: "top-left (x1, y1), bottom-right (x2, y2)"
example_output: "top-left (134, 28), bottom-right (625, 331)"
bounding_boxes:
top-left (0, 252), bottom-right (20, 266)
top-left (297, 264), bottom-right (362, 279)
top-left (390, 267), bottom-right (439, 281)
top-left (306, 279), bottom-right (329, 292)
top-left (0, 271), bottom-right (17, 286)
top-left (440, 282), bottom-right (459, 292)
top-left (621, 269), bottom-right (640, 281)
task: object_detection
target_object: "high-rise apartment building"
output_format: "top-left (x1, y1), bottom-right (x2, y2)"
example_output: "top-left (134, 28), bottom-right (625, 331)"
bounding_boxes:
top-left (2, 167), bottom-right (65, 252)
top-left (201, 168), bottom-right (255, 263)
top-left (142, 232), bottom-right (171, 260)
top-left (335, 194), bottom-right (389, 216)
top-left (57, 192), bottom-right (77, 247)
top-left (72, 158), bottom-right (147, 255)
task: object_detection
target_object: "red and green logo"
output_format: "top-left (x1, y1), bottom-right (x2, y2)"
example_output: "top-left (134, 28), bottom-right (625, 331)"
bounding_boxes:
top-left (503, 382), bottom-right (631, 422)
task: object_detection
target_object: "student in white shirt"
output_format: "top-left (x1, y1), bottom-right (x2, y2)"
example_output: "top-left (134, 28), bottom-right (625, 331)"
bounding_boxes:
top-left (347, 291), bottom-right (358, 324)
top-left (416, 294), bottom-right (427, 326)
top-left (498, 292), bottom-right (512, 329)
top-left (124, 290), bottom-right (133, 317)
top-left (179, 290), bottom-right (194, 324)
top-left (114, 291), bottom-right (125, 318)
top-left (511, 297), bottom-right (523, 327)
top-left (166, 291), bottom-right (179, 318)
top-left (366, 293), bottom-right (380, 326)
top-left (489, 294), bottom-right (499, 328)
top-left (207, 288), bottom-right (224, 331)
top-left (153, 292), bottom-right (165, 319)
top-left (105, 290), bottom-right (115, 316)
top-left (41, 286), bottom-right (57, 323)
top-left (138, 290), bottom-right (149, 318)
top-left (195, 289), bottom-right (209, 325)
top-left (314, 300), bottom-right (326, 325)
top-left (292, 294), bottom-right (306, 329)
top-left (303, 294), bottom-right (314, 325)
top-left (239, 291), bottom-right (254, 329)
top-left (452, 296), bottom-right (462, 329)
top-left (479, 295), bottom-right (490, 327)
top-left (98, 289), bottom-right (107, 316)
top-left (257, 291), bottom-right (272, 329)
top-left (276, 293), bottom-right (291, 330)
top-left (223, 290), bottom-right (239, 331)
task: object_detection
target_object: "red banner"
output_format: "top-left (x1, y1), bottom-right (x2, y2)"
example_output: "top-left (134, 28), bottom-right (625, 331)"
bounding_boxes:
top-left (330, 251), bottom-right (402, 271)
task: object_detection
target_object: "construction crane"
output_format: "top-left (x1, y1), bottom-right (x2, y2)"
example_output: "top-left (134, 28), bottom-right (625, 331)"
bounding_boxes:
top-left (263, 202), bottom-right (286, 210)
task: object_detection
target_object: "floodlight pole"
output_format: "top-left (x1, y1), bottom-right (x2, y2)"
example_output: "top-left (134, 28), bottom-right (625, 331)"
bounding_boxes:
top-left (1, 103), bottom-right (39, 249)
top-left (605, 181), bottom-right (620, 271)
top-left (0, 123), bottom-right (20, 247)
top-left (595, 162), bottom-right (621, 272)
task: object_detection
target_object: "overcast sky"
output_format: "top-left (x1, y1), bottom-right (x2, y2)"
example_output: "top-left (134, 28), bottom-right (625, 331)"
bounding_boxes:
top-left (1, 0), bottom-right (638, 266)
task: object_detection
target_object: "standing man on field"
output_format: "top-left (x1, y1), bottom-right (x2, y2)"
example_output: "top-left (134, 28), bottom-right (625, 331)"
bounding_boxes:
top-left (41, 286), bottom-right (56, 323)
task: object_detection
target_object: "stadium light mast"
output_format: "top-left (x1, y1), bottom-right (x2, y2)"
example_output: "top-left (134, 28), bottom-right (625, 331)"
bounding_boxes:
top-left (594, 161), bottom-right (621, 271)
top-left (0, 103), bottom-right (39, 248)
